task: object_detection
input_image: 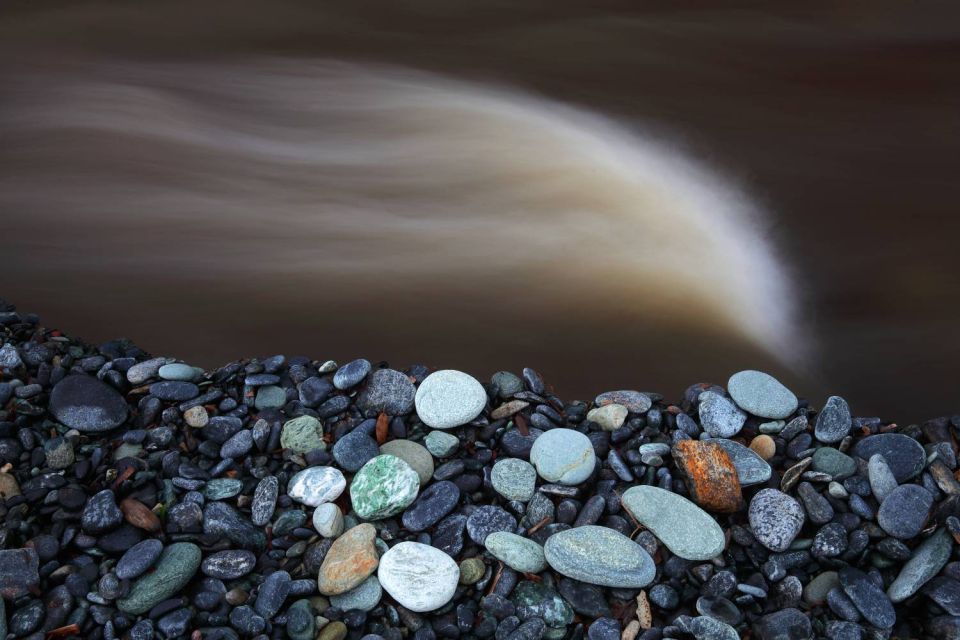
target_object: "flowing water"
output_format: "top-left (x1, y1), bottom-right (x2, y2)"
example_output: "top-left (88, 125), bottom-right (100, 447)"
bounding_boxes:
top-left (1, 1), bottom-right (957, 419)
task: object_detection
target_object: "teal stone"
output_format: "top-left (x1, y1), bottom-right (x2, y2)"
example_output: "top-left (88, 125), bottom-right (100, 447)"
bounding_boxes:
top-left (114, 442), bottom-right (143, 460)
top-left (529, 428), bottom-right (596, 485)
top-left (158, 363), bottom-right (201, 381)
top-left (491, 371), bottom-right (524, 398)
top-left (727, 370), bottom-right (798, 419)
top-left (424, 431), bottom-right (459, 458)
top-left (350, 454), bottom-right (420, 520)
top-left (491, 458), bottom-right (536, 501)
top-left (330, 575), bottom-right (383, 612)
top-left (280, 415), bottom-right (325, 453)
top-left (544, 525), bottom-right (655, 588)
top-left (811, 447), bottom-right (857, 480)
top-left (511, 581), bottom-right (574, 629)
top-left (621, 485), bottom-right (725, 561)
top-left (888, 528), bottom-right (952, 602)
top-left (485, 532), bottom-right (547, 573)
top-left (117, 543), bottom-right (202, 614)
top-left (689, 615), bottom-right (739, 640)
top-left (712, 439), bottom-right (771, 487)
top-left (286, 599), bottom-right (316, 640)
top-left (255, 385), bottom-right (287, 410)
top-left (203, 478), bottom-right (243, 501)
top-left (273, 510), bottom-right (308, 536)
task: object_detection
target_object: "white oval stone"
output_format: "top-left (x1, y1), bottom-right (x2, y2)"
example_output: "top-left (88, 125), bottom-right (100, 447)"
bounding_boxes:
top-left (530, 428), bottom-right (596, 485)
top-left (415, 370), bottom-right (487, 429)
top-left (287, 467), bottom-right (346, 507)
top-left (378, 541), bottom-right (459, 612)
top-left (586, 404), bottom-right (628, 431)
top-left (313, 503), bottom-right (344, 538)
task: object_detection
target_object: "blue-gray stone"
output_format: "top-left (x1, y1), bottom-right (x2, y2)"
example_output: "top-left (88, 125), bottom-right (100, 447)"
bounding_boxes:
top-left (49, 374), bottom-right (128, 432)
top-left (158, 363), bottom-right (201, 381)
top-left (466, 505), bottom-right (517, 545)
top-left (530, 428), bottom-right (596, 485)
top-left (621, 485), bottom-right (725, 560)
top-left (727, 370), bottom-right (798, 419)
top-left (201, 550), bottom-right (257, 580)
top-left (491, 458), bottom-right (537, 501)
top-left (852, 433), bottom-right (926, 482)
top-left (485, 532), bottom-right (547, 573)
top-left (889, 529), bottom-right (953, 602)
top-left (839, 567), bottom-right (895, 629)
top-left (748, 489), bottom-right (805, 552)
top-left (544, 525), bottom-right (655, 588)
top-left (698, 392), bottom-right (746, 438)
top-left (814, 396), bottom-right (851, 443)
top-left (357, 369), bottom-right (415, 415)
top-left (332, 430), bottom-right (379, 473)
top-left (116, 539), bottom-right (163, 580)
top-left (334, 359), bottom-right (372, 390)
top-left (330, 576), bottom-right (382, 612)
top-left (811, 447), bottom-right (857, 480)
top-left (712, 439), bottom-right (771, 486)
top-left (401, 481), bottom-right (460, 532)
top-left (149, 381), bottom-right (199, 401)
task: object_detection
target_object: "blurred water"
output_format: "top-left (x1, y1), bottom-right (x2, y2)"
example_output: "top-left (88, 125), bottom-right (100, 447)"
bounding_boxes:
top-left (0, 1), bottom-right (957, 418)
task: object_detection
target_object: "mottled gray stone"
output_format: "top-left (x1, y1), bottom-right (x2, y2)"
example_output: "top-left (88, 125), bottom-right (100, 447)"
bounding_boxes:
top-left (698, 391), bottom-right (746, 438)
top-left (621, 485), bottom-right (725, 560)
top-left (544, 525), bottom-right (655, 588)
top-left (712, 439), bottom-right (771, 487)
top-left (415, 369), bottom-right (487, 429)
top-left (727, 370), bottom-right (798, 419)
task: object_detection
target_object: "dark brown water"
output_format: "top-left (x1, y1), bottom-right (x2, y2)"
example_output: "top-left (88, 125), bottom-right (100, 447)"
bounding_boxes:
top-left (1, 1), bottom-right (958, 420)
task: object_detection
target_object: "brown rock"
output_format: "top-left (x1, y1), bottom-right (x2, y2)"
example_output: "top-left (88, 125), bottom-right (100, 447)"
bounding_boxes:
top-left (491, 400), bottom-right (530, 421)
top-left (120, 498), bottom-right (161, 533)
top-left (671, 440), bottom-right (743, 513)
top-left (317, 523), bottom-right (379, 595)
top-left (0, 472), bottom-right (21, 498)
top-left (750, 435), bottom-right (776, 461)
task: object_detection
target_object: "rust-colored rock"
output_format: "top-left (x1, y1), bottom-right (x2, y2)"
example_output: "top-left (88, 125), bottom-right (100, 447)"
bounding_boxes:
top-left (120, 498), bottom-right (161, 533)
top-left (671, 440), bottom-right (743, 513)
top-left (317, 523), bottom-right (379, 595)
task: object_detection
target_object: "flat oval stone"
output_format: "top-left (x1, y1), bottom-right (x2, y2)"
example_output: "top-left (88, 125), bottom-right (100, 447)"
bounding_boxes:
top-left (117, 543), bottom-right (202, 615)
top-left (814, 396), bottom-right (851, 443)
top-left (485, 532), bottom-right (547, 573)
top-left (923, 577), bottom-right (960, 615)
top-left (810, 447), bottom-right (857, 480)
top-left (317, 524), bottom-right (380, 596)
top-left (594, 390), bottom-right (651, 413)
top-left (350, 455), bottom-right (420, 520)
top-left (424, 431), bottom-right (459, 458)
top-left (401, 481), bottom-right (460, 532)
top-left (889, 528), bottom-right (953, 602)
top-left (852, 433), bottom-right (926, 482)
top-left (688, 616), bottom-right (738, 640)
top-left (751, 608), bottom-right (811, 640)
top-left (287, 467), bottom-right (346, 508)
top-left (530, 428), bottom-right (596, 485)
top-left (201, 550), bottom-right (257, 579)
top-left (878, 484), bottom-right (933, 539)
top-left (312, 503), bottom-right (344, 538)
top-left (414, 369), bottom-right (487, 429)
top-left (544, 525), bottom-right (655, 588)
top-left (251, 475), bottom-right (279, 526)
top-left (157, 363), bottom-right (201, 381)
top-left (727, 370), bottom-right (798, 419)
top-left (332, 430), bottom-right (379, 473)
top-left (712, 439), bottom-right (771, 487)
top-left (698, 391), bottom-right (746, 438)
top-left (466, 505), bottom-right (518, 545)
top-left (49, 374), bottom-right (128, 432)
top-left (329, 575), bottom-right (382, 612)
top-left (379, 440), bottom-right (434, 486)
top-left (748, 489), bottom-right (805, 552)
top-left (280, 416), bottom-right (325, 454)
top-left (672, 440), bottom-right (743, 513)
top-left (115, 539), bottom-right (163, 580)
top-left (839, 566), bottom-right (895, 629)
top-left (378, 541), bottom-right (459, 612)
top-left (357, 369), bottom-right (416, 415)
top-left (491, 458), bottom-right (537, 502)
top-left (621, 485), bottom-right (725, 560)
top-left (333, 358), bottom-right (371, 390)
top-left (148, 381), bottom-right (199, 401)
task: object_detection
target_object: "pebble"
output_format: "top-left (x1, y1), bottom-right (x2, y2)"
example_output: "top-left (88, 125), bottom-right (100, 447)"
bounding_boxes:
top-left (621, 485), bottom-right (725, 560)
top-left (317, 524), bottom-right (380, 596)
top-left (594, 390), bottom-right (651, 413)
top-left (48, 374), bottom-right (128, 431)
top-left (330, 575), bottom-right (383, 612)
top-left (286, 599), bottom-right (316, 640)
top-left (82, 489), bottom-right (124, 534)
top-left (357, 368), bottom-right (416, 415)
top-left (466, 505), bottom-right (518, 544)
top-left (255, 569), bottom-right (291, 619)
top-left (698, 391), bottom-right (746, 438)
top-left (158, 362), bottom-right (201, 381)
top-left (149, 380), bottom-right (199, 401)
top-left (491, 458), bottom-right (537, 501)
top-left (378, 541), bottom-right (460, 612)
top-left (688, 615), bottom-right (739, 640)
top-left (814, 396), bottom-right (851, 443)
top-left (378, 439), bottom-right (434, 486)
top-left (126, 357), bottom-right (171, 384)
top-left (748, 489), bottom-right (805, 552)
top-left (254, 385), bottom-right (287, 410)
top-left (201, 550), bottom-right (257, 579)
top-left (853, 432), bottom-right (927, 482)
top-left (334, 358), bottom-right (372, 389)
top-left (529, 428), bottom-right (596, 485)
top-left (313, 503), bottom-right (345, 538)
top-left (672, 440), bottom-right (743, 513)
top-left (811, 447), bottom-right (857, 480)
top-left (888, 528), bottom-right (953, 602)
top-left (0, 549), bottom-right (39, 599)
top-left (424, 430), bottom-right (459, 457)
top-left (727, 370), bottom-right (798, 419)
top-left (511, 580), bottom-right (574, 628)
top-left (318, 621), bottom-right (348, 640)
top-left (544, 526), bottom-right (655, 588)
top-left (751, 608), bottom-right (811, 640)
top-left (838, 566), bottom-right (895, 628)
top-left (116, 539), bottom-right (164, 580)
top-left (332, 429), bottom-right (379, 472)
top-left (749, 434), bottom-right (776, 461)
top-left (117, 543), bottom-right (202, 614)
top-left (485, 532), bottom-right (547, 573)
top-left (280, 415), bottom-right (326, 453)
top-left (586, 404), bottom-right (628, 431)
top-left (878, 483), bottom-right (933, 539)
top-left (459, 557), bottom-right (486, 584)
top-left (401, 480), bottom-right (460, 532)
top-left (712, 438), bottom-right (772, 486)
top-left (287, 467), bottom-right (346, 507)
top-left (350, 454), bottom-right (420, 520)
top-left (922, 576), bottom-right (960, 615)
top-left (251, 475), bottom-right (279, 526)
top-left (415, 369), bottom-right (487, 428)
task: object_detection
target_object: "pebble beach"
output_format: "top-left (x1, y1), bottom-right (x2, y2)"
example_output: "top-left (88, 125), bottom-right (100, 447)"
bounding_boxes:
top-left (0, 299), bottom-right (957, 640)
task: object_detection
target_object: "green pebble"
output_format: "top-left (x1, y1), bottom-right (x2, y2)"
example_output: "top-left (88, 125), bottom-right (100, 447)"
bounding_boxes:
top-left (350, 455), bottom-right (420, 520)
top-left (424, 431), bottom-right (459, 458)
top-left (255, 385), bottom-right (288, 410)
top-left (317, 621), bottom-right (348, 640)
top-left (203, 478), bottom-right (243, 500)
top-left (286, 599), bottom-right (316, 640)
top-left (117, 543), bottom-right (201, 614)
top-left (459, 557), bottom-right (486, 584)
top-left (280, 415), bottom-right (325, 453)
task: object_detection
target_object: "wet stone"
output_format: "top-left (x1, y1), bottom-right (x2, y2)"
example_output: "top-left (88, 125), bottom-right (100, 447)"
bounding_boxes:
top-left (117, 543), bottom-right (202, 615)
top-left (839, 566), bottom-right (895, 629)
top-left (82, 489), bottom-right (124, 534)
top-left (49, 374), bottom-right (128, 432)
top-left (544, 525), bottom-right (655, 588)
top-left (748, 489), bottom-right (805, 552)
top-left (672, 440), bottom-right (743, 513)
top-left (149, 380), bottom-right (199, 401)
top-left (334, 358), bottom-right (372, 389)
top-left (878, 484), bottom-right (933, 539)
top-left (332, 429), bottom-right (379, 472)
top-left (116, 538), bottom-right (163, 580)
top-left (698, 391), bottom-right (746, 438)
top-left (0, 549), bottom-right (39, 599)
top-left (251, 475), bottom-right (279, 526)
top-left (814, 396), bottom-right (851, 443)
top-left (511, 580), bottom-right (574, 629)
top-left (254, 569), bottom-right (291, 620)
top-left (401, 480), bottom-right (460, 532)
top-left (202, 502), bottom-right (267, 550)
top-left (688, 615), bottom-right (739, 640)
top-left (201, 550), bottom-right (257, 580)
top-left (467, 505), bottom-right (518, 545)
top-left (923, 576), bottom-right (960, 616)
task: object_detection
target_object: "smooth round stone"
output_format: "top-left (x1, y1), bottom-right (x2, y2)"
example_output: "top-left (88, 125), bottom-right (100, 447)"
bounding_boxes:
top-left (255, 385), bottom-right (287, 410)
top-left (287, 467), bottom-right (346, 507)
top-left (492, 371), bottom-right (524, 397)
top-left (251, 476), bottom-right (279, 526)
top-left (157, 363), bottom-right (201, 381)
top-left (401, 481), bottom-right (460, 532)
top-left (688, 616), bottom-right (739, 640)
top-left (201, 550), bottom-right (257, 579)
top-left (332, 430), bottom-right (379, 473)
top-left (485, 532), bottom-right (547, 573)
top-left (530, 429), bottom-right (596, 485)
top-left (868, 454), bottom-right (899, 502)
top-left (502, 427), bottom-right (544, 459)
top-left (424, 431), bottom-right (459, 458)
top-left (220, 429), bottom-right (254, 459)
top-left (286, 599), bottom-right (316, 640)
top-left (378, 541), bottom-right (460, 612)
top-left (491, 458), bottom-right (537, 502)
top-left (467, 505), bottom-right (518, 545)
top-left (318, 524), bottom-right (380, 596)
top-left (711, 439), bottom-right (771, 487)
top-left (378, 440), bottom-right (433, 486)
top-left (852, 433), bottom-right (926, 482)
top-left (203, 478), bottom-right (243, 501)
top-left (459, 557), bottom-right (486, 584)
top-left (280, 416), bottom-right (325, 454)
top-left (255, 570), bottom-right (292, 619)
top-left (889, 529), bottom-right (952, 602)
top-left (839, 567), bottom-right (895, 629)
top-left (49, 374), bottom-right (128, 432)
top-left (748, 489), bottom-right (805, 552)
top-left (357, 369), bottom-right (416, 415)
top-left (350, 455), bottom-right (420, 520)
top-left (511, 580), bottom-right (574, 628)
top-left (803, 571), bottom-right (839, 605)
top-left (814, 396), bottom-right (851, 443)
top-left (749, 435), bottom-right (776, 461)
top-left (811, 447), bottom-right (857, 480)
top-left (149, 380), bottom-right (199, 401)
top-left (334, 359), bottom-right (372, 390)
top-left (544, 525), bottom-right (655, 588)
top-left (878, 484), bottom-right (933, 539)
top-left (330, 575), bottom-right (382, 612)
top-left (588, 618), bottom-right (620, 640)
top-left (621, 485), bottom-right (725, 561)
top-left (727, 370), bottom-right (798, 419)
top-left (698, 392), bottom-right (746, 438)
top-left (594, 390), bottom-right (651, 413)
top-left (115, 539), bottom-right (163, 580)
top-left (586, 404), bottom-right (628, 431)
top-left (126, 357), bottom-right (173, 384)
top-left (414, 370), bottom-right (487, 429)
top-left (117, 543), bottom-right (202, 615)
top-left (313, 503), bottom-right (345, 538)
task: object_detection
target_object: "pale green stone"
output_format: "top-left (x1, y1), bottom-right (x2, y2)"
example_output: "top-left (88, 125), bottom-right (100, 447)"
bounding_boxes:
top-left (281, 415), bottom-right (325, 453)
top-left (203, 478), bottom-right (243, 500)
top-left (350, 455), bottom-right (420, 520)
top-left (424, 431), bottom-right (459, 458)
top-left (543, 526), bottom-right (654, 588)
top-left (491, 458), bottom-right (536, 501)
top-left (117, 543), bottom-right (201, 614)
top-left (485, 532), bottom-right (547, 573)
top-left (255, 385), bottom-right (287, 410)
top-left (378, 440), bottom-right (433, 486)
top-left (621, 485), bottom-right (725, 560)
top-left (330, 576), bottom-right (382, 612)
